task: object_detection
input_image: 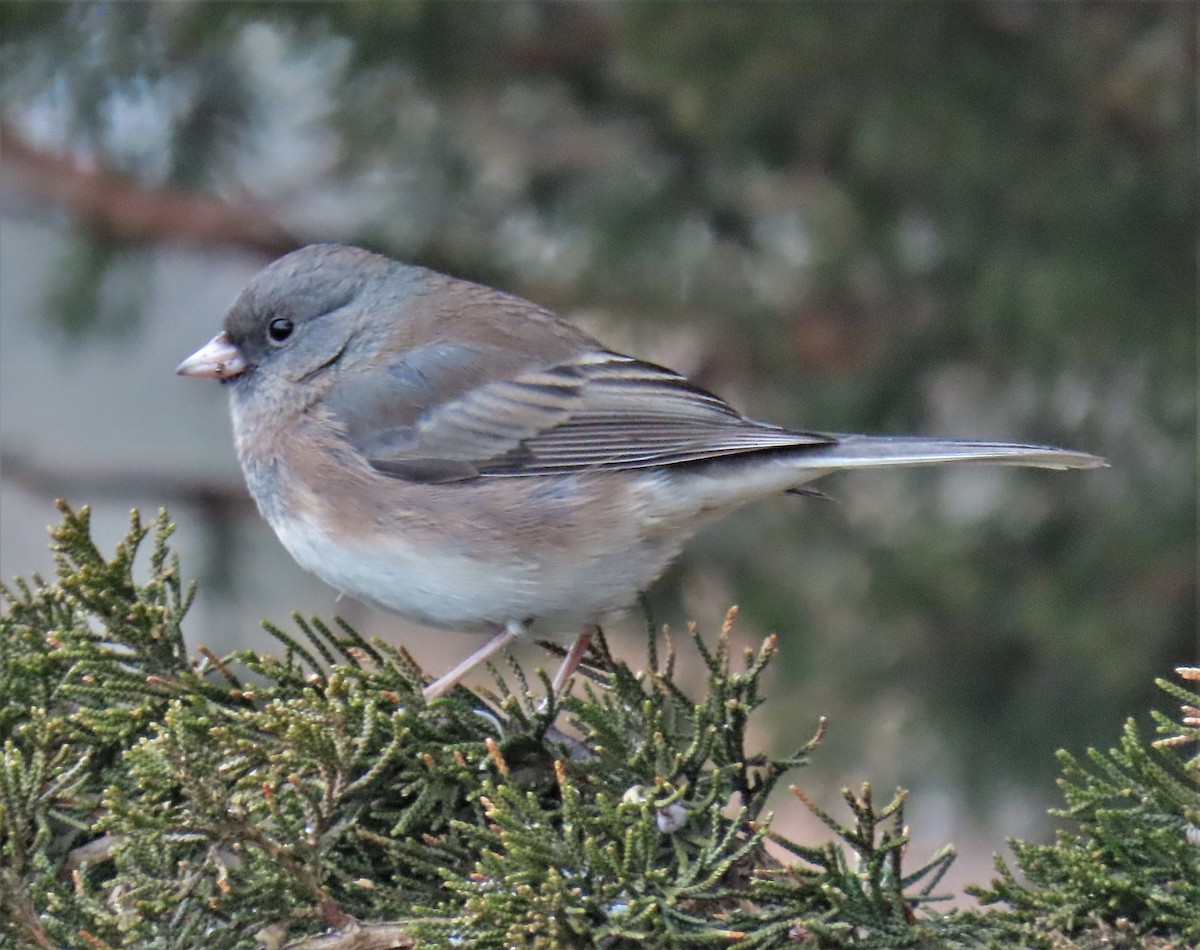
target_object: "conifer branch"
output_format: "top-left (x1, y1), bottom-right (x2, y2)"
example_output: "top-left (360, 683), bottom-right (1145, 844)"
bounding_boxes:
top-left (2, 503), bottom-right (1194, 946)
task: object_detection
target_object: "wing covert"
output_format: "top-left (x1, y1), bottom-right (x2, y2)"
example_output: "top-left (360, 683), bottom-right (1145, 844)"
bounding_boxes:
top-left (338, 349), bottom-right (831, 482)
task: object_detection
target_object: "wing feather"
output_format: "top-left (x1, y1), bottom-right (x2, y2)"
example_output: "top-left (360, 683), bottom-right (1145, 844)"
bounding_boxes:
top-left (356, 350), bottom-right (829, 481)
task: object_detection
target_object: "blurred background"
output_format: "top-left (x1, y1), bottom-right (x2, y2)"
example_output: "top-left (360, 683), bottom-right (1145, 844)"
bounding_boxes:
top-left (1, 1), bottom-right (1195, 894)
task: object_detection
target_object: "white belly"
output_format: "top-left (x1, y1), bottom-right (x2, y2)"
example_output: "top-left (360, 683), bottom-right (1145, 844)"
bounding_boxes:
top-left (270, 510), bottom-right (672, 637)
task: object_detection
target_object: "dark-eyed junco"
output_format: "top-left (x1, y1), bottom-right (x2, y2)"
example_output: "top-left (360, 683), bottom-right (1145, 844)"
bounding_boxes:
top-left (178, 244), bottom-right (1105, 698)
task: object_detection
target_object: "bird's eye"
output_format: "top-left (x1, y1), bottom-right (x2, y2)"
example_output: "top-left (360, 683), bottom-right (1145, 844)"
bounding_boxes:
top-left (267, 318), bottom-right (294, 343)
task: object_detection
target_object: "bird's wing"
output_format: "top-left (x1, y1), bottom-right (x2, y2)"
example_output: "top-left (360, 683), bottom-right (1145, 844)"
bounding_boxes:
top-left (326, 347), bottom-right (830, 483)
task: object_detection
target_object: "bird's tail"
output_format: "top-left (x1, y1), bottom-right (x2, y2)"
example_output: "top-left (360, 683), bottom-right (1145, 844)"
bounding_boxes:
top-left (805, 435), bottom-right (1107, 471)
top-left (654, 433), bottom-right (1105, 518)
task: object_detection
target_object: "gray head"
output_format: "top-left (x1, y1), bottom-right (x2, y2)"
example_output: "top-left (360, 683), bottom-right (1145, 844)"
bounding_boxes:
top-left (183, 244), bottom-right (419, 385)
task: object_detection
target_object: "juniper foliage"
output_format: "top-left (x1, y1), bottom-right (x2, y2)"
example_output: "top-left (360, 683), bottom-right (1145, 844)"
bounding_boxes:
top-left (965, 668), bottom-right (1200, 948)
top-left (1, 504), bottom-right (1195, 949)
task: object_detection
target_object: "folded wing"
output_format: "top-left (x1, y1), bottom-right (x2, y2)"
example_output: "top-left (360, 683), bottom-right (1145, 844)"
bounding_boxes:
top-left (348, 350), bottom-right (831, 482)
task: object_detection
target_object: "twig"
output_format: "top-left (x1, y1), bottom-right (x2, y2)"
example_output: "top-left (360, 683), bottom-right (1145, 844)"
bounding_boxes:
top-left (0, 123), bottom-right (295, 255)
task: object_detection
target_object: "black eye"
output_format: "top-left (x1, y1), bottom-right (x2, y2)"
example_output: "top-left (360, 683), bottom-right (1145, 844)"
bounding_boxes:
top-left (267, 317), bottom-right (294, 343)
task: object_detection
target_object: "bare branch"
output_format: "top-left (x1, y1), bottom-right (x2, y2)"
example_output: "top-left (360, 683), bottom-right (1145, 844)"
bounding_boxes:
top-left (0, 124), bottom-right (297, 257)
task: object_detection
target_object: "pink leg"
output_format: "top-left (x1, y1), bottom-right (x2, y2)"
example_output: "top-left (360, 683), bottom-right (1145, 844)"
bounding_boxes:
top-left (423, 620), bottom-right (524, 700)
top-left (550, 627), bottom-right (596, 695)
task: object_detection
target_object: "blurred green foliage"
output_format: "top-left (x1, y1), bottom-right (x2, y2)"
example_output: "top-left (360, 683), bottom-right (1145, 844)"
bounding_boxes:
top-left (0, 1), bottom-right (1193, 810)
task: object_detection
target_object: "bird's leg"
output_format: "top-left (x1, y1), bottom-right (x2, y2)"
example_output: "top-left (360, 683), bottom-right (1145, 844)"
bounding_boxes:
top-left (422, 619), bottom-right (525, 700)
top-left (550, 626), bottom-right (599, 695)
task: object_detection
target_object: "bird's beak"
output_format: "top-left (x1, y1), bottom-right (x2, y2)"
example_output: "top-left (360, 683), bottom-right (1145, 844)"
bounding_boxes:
top-left (176, 331), bottom-right (248, 380)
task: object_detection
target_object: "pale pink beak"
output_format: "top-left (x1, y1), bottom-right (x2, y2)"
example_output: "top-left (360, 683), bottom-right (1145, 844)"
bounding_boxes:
top-left (176, 332), bottom-right (248, 380)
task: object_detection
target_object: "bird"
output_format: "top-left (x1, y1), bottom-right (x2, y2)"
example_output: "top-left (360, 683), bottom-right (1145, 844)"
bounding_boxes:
top-left (177, 243), bottom-right (1105, 699)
